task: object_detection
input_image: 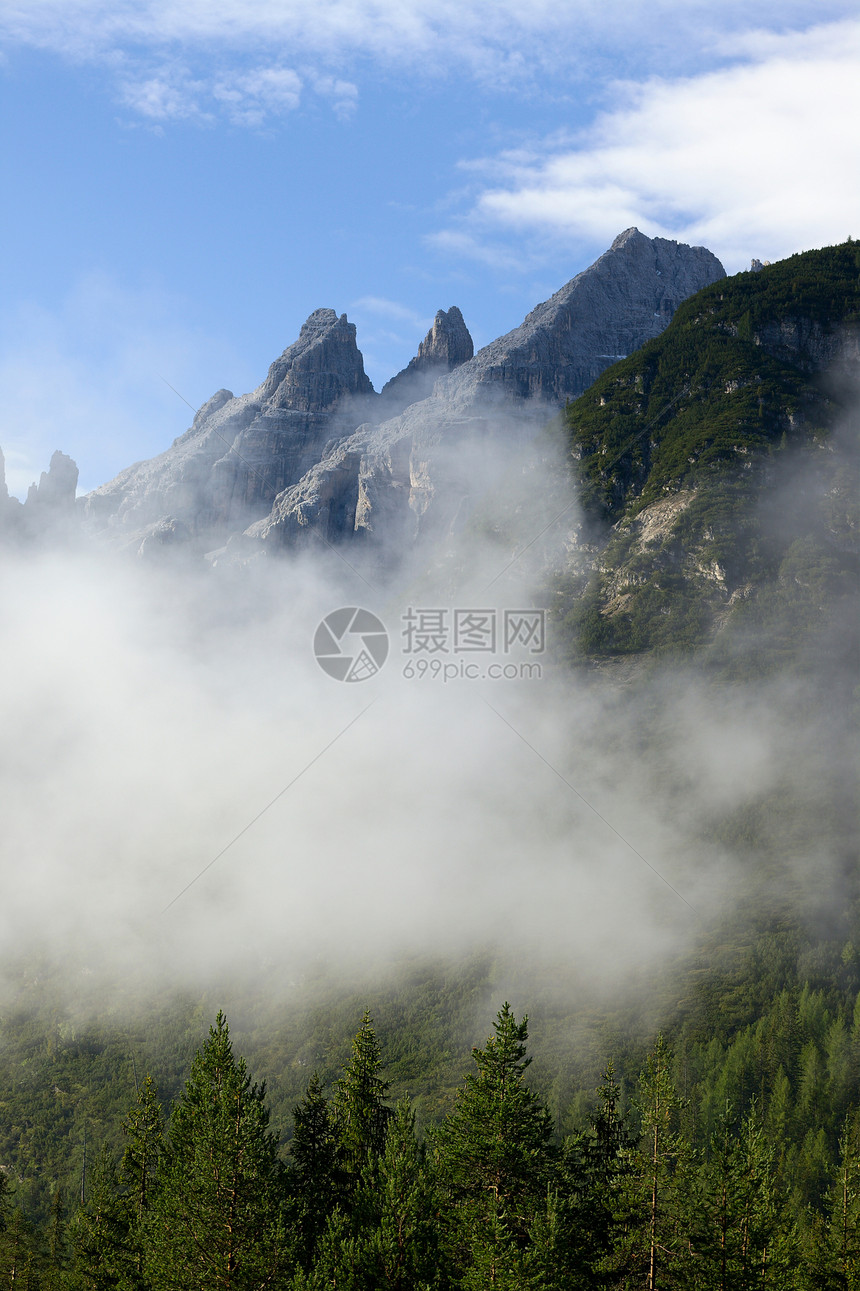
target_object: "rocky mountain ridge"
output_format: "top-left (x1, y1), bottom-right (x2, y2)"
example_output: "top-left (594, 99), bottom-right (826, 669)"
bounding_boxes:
top-left (74, 228), bottom-right (724, 558)
top-left (0, 448), bottom-right (78, 543)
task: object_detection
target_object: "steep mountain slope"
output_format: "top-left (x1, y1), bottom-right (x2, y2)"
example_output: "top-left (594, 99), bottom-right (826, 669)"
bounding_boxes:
top-left (79, 230), bottom-right (724, 556)
top-left (555, 242), bottom-right (860, 669)
top-left (249, 228), bottom-right (725, 548)
top-left (81, 309), bottom-right (377, 552)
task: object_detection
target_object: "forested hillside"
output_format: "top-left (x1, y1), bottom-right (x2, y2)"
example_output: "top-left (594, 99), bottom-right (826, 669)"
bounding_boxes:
top-left (2, 999), bottom-right (860, 1287)
top-left (558, 241), bottom-right (859, 667)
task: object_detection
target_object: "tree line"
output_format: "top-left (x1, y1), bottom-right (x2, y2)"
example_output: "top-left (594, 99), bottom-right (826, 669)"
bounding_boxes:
top-left (1, 1005), bottom-right (859, 1289)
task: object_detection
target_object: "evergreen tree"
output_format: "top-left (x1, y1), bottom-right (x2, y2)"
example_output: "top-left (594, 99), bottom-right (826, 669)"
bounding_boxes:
top-left (146, 1012), bottom-right (288, 1291)
top-left (810, 1110), bottom-right (860, 1291)
top-left (43, 1188), bottom-right (71, 1291)
top-left (578, 1061), bottom-right (641, 1289)
top-left (332, 1012), bottom-right (391, 1194)
top-left (434, 1003), bottom-right (557, 1287)
top-left (289, 1074), bottom-right (339, 1274)
top-left (70, 1146), bottom-right (135, 1291)
top-left (118, 1073), bottom-right (163, 1291)
top-left (0, 1172), bottom-right (10, 1233)
top-left (0, 1207), bottom-right (38, 1290)
top-left (631, 1035), bottom-right (691, 1291)
top-left (357, 1097), bottom-right (444, 1290)
top-left (120, 1075), bottom-right (163, 1230)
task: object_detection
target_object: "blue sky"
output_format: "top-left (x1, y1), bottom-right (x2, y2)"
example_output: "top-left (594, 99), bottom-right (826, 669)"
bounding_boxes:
top-left (1, 1), bottom-right (858, 494)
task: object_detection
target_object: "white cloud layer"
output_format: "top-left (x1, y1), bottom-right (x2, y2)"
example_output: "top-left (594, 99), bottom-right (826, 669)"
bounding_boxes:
top-left (438, 20), bottom-right (860, 271)
top-left (1, 1), bottom-right (858, 124)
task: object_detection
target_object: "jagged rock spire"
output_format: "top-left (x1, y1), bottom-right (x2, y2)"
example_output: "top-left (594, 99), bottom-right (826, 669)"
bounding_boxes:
top-left (381, 306), bottom-right (474, 403)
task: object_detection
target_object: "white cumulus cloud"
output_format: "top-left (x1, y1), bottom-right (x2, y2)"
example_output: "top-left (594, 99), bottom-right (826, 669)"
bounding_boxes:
top-left (436, 19), bottom-right (860, 271)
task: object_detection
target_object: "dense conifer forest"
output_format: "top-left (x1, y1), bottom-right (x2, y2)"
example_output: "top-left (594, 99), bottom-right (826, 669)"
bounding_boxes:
top-left (2, 1000), bottom-right (860, 1288)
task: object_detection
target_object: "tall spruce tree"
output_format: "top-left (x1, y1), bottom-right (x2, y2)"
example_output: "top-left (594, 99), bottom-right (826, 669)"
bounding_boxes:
top-left (0, 1207), bottom-right (37, 1290)
top-left (434, 1003), bottom-right (557, 1288)
top-left (556, 1061), bottom-right (640, 1290)
top-left (289, 1073), bottom-right (339, 1274)
top-left (120, 1075), bottom-right (163, 1230)
top-left (43, 1187), bottom-right (70, 1291)
top-left (117, 1073), bottom-right (163, 1291)
top-left (632, 1035), bottom-right (691, 1291)
top-left (332, 1012), bottom-right (391, 1194)
top-left (0, 1173), bottom-right (10, 1234)
top-left (146, 1012), bottom-right (287, 1291)
top-left (357, 1097), bottom-right (444, 1290)
top-left (809, 1110), bottom-right (860, 1291)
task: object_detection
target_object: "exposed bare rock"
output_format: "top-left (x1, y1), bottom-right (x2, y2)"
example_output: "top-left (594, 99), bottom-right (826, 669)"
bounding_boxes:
top-left (380, 307), bottom-right (474, 409)
top-left (79, 229), bottom-right (724, 558)
top-left (25, 450), bottom-right (79, 512)
top-left (250, 229), bottom-right (725, 548)
top-left (136, 515), bottom-right (193, 561)
top-left (753, 317), bottom-right (860, 376)
top-left (81, 309), bottom-right (376, 550)
top-left (0, 447), bottom-right (19, 534)
top-left (1, 448), bottom-right (81, 544)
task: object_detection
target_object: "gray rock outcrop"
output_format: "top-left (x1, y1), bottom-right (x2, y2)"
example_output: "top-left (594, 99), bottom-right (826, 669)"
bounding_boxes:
top-left (25, 450), bottom-right (79, 512)
top-left (80, 229), bottom-right (725, 558)
top-left (0, 447), bottom-right (17, 533)
top-left (249, 229), bottom-right (726, 548)
top-left (81, 309), bottom-right (376, 551)
top-left (1, 448), bottom-right (80, 543)
top-left (380, 307), bottom-right (474, 410)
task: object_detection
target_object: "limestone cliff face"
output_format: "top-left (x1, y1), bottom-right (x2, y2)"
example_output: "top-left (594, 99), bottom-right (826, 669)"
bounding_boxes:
top-left (26, 450), bottom-right (79, 511)
top-left (0, 448), bottom-right (80, 543)
top-left (81, 309), bottom-right (376, 551)
top-left (79, 229), bottom-right (725, 556)
top-left (249, 229), bottom-right (726, 548)
top-left (462, 227), bottom-right (725, 405)
top-left (380, 307), bottom-right (474, 408)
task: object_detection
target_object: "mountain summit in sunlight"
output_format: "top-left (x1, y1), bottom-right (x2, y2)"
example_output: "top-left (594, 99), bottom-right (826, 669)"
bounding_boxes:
top-left (74, 229), bottom-right (724, 557)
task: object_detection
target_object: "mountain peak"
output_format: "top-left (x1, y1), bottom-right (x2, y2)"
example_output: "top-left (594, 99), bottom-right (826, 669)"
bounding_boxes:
top-left (80, 229), bottom-right (726, 555)
top-left (299, 307), bottom-right (340, 335)
top-left (609, 226), bottom-right (644, 249)
top-left (380, 305), bottom-right (474, 405)
top-left (258, 308), bottom-right (373, 411)
top-left (417, 306), bottom-right (474, 368)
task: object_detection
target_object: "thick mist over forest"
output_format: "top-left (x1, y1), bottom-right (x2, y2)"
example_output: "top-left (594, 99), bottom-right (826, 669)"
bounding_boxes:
top-left (1, 403), bottom-right (855, 1018)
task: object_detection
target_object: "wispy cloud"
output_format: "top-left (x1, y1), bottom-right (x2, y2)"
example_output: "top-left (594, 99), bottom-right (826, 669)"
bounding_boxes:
top-left (311, 74), bottom-right (359, 121)
top-left (119, 63), bottom-right (211, 122)
top-left (213, 65), bottom-right (303, 126)
top-left (350, 296), bottom-right (430, 328)
top-left (433, 19), bottom-right (860, 271)
top-left (2, 1), bottom-right (857, 126)
top-left (427, 229), bottom-right (535, 273)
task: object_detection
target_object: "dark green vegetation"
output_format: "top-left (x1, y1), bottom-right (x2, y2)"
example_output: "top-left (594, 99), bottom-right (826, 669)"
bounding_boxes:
top-left (558, 241), bottom-right (859, 665)
top-left (2, 921), bottom-right (860, 1287)
top-left (4, 1004), bottom-right (860, 1289)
